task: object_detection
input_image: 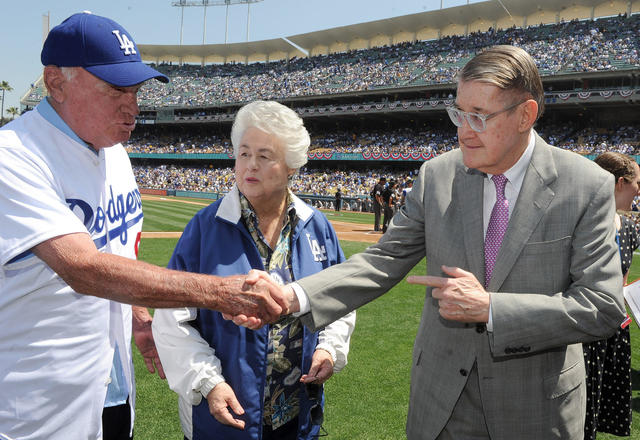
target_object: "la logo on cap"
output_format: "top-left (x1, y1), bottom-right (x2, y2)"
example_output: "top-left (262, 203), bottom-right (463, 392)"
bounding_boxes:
top-left (112, 30), bottom-right (137, 56)
top-left (41, 11), bottom-right (169, 86)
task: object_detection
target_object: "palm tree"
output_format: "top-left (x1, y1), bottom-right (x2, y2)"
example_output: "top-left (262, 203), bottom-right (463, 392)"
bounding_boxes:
top-left (6, 106), bottom-right (19, 121)
top-left (0, 80), bottom-right (13, 125)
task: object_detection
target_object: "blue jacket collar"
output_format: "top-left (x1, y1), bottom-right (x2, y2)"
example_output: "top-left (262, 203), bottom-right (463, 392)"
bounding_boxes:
top-left (217, 185), bottom-right (313, 224)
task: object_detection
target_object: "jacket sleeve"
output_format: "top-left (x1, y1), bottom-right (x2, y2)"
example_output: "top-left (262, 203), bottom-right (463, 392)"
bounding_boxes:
top-left (152, 307), bottom-right (226, 404)
top-left (313, 213), bottom-right (356, 372)
top-left (151, 212), bottom-right (226, 404)
top-left (316, 310), bottom-right (356, 372)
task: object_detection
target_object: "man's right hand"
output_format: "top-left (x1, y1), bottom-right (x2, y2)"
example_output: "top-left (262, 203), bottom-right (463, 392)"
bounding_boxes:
top-left (221, 272), bottom-right (301, 329)
top-left (32, 233), bottom-right (291, 318)
top-left (213, 270), bottom-right (285, 325)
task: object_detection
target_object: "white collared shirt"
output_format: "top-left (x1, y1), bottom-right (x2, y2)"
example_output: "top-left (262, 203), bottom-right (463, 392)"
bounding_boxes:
top-left (483, 130), bottom-right (536, 237)
top-left (484, 130), bottom-right (535, 330)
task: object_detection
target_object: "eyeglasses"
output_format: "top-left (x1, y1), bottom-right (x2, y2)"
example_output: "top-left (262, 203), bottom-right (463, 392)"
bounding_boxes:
top-left (305, 383), bottom-right (328, 438)
top-left (446, 100), bottom-right (527, 133)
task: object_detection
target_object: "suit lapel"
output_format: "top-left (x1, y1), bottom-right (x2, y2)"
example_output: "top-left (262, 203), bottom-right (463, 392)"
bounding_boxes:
top-left (457, 166), bottom-right (486, 282)
top-left (488, 134), bottom-right (558, 291)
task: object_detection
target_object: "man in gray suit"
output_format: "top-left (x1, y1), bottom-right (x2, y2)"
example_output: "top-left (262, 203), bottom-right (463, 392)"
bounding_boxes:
top-left (239, 45), bottom-right (626, 439)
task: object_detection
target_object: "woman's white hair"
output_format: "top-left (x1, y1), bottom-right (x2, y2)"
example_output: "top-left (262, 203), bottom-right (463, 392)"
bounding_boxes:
top-left (231, 100), bottom-right (310, 169)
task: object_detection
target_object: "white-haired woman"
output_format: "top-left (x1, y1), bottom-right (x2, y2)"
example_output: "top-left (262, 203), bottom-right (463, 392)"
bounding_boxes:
top-left (153, 101), bottom-right (356, 440)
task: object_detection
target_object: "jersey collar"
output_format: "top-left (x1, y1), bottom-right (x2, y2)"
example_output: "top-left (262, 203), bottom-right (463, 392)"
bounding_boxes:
top-left (36, 98), bottom-right (98, 156)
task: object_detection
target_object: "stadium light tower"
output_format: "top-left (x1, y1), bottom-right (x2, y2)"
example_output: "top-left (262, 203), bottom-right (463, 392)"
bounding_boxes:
top-left (172, 0), bottom-right (264, 45)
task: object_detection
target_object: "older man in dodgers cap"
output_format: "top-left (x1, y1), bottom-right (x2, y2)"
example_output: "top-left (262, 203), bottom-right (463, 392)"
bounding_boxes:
top-left (0, 12), bottom-right (284, 440)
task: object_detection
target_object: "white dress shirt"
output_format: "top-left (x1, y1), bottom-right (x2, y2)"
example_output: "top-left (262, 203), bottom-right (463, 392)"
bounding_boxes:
top-left (484, 131), bottom-right (535, 330)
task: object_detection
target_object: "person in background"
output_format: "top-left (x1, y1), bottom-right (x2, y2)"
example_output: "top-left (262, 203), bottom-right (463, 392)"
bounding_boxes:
top-left (371, 176), bottom-right (386, 231)
top-left (401, 179), bottom-right (413, 206)
top-left (381, 180), bottom-right (396, 233)
top-left (0, 13), bottom-right (282, 440)
top-left (153, 101), bottom-right (355, 440)
top-left (583, 152), bottom-right (640, 439)
top-left (334, 187), bottom-right (342, 213)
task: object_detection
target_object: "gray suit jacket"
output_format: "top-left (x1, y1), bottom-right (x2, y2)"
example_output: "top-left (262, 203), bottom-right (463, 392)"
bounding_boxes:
top-left (297, 133), bottom-right (625, 440)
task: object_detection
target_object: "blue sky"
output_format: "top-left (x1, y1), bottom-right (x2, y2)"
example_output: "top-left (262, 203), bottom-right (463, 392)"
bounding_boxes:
top-left (0, 0), bottom-right (478, 112)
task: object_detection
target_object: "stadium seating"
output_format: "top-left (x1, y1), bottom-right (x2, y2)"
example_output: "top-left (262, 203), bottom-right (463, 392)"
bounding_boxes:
top-left (76, 12), bottom-right (635, 202)
top-left (127, 14), bottom-right (639, 107)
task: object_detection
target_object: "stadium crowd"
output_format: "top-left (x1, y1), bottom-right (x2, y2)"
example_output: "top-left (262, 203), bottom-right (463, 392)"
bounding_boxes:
top-left (24, 14), bottom-right (638, 106)
top-left (129, 14), bottom-right (639, 107)
top-left (133, 163), bottom-right (415, 205)
top-left (134, 161), bottom-right (640, 213)
top-left (536, 122), bottom-right (639, 155)
top-left (126, 126), bottom-right (458, 156)
top-left (126, 122), bottom-right (639, 156)
top-left (66, 12), bottom-right (640, 209)
top-left (130, 116), bottom-right (639, 211)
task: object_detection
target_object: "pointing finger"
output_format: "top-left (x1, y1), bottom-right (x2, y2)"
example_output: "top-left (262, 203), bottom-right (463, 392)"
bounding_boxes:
top-left (406, 275), bottom-right (448, 288)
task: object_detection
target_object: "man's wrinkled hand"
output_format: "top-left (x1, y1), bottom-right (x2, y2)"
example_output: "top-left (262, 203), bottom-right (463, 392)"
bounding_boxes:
top-left (217, 270), bottom-right (284, 325)
top-left (407, 265), bottom-right (490, 323)
top-left (226, 276), bottom-right (301, 329)
top-left (132, 306), bottom-right (166, 379)
top-left (244, 270), bottom-right (292, 313)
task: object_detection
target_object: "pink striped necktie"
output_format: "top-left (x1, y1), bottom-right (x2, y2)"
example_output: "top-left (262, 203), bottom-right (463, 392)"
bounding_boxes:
top-left (484, 174), bottom-right (509, 288)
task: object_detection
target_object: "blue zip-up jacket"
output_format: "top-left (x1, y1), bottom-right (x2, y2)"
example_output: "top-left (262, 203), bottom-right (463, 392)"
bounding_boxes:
top-left (167, 186), bottom-right (346, 440)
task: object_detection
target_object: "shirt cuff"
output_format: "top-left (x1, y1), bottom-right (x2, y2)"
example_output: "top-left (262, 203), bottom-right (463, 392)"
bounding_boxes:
top-left (486, 294), bottom-right (493, 332)
top-left (200, 377), bottom-right (225, 401)
top-left (290, 282), bottom-right (311, 316)
top-left (314, 344), bottom-right (338, 365)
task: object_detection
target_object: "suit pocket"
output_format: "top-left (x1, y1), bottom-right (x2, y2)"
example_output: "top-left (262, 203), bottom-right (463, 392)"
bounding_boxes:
top-left (515, 236), bottom-right (572, 291)
top-left (523, 235), bottom-right (572, 255)
top-left (543, 360), bottom-right (584, 399)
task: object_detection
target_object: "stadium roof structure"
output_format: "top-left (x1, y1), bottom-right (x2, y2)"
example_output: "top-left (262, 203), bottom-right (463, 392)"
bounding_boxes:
top-left (139, 0), bottom-right (638, 64)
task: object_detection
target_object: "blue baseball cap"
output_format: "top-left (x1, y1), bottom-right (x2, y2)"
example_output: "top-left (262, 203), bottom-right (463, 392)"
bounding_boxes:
top-left (41, 12), bottom-right (168, 87)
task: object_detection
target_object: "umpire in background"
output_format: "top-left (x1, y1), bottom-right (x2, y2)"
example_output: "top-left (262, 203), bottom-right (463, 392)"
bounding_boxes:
top-left (371, 176), bottom-right (386, 231)
top-left (0, 12), bottom-right (282, 440)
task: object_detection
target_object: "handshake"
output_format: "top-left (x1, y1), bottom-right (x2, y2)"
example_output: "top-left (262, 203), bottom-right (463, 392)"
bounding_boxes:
top-left (215, 269), bottom-right (301, 328)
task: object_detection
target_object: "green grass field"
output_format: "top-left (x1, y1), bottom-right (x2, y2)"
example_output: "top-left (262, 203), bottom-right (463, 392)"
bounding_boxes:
top-left (140, 195), bottom-right (375, 231)
top-left (133, 197), bottom-right (640, 439)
